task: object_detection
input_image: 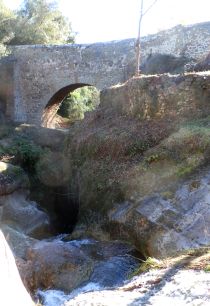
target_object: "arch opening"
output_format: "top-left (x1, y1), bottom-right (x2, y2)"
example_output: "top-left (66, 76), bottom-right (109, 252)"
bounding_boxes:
top-left (42, 83), bottom-right (100, 128)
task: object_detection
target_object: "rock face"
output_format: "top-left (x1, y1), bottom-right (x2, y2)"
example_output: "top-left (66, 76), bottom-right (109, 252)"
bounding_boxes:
top-left (108, 168), bottom-right (210, 257)
top-left (0, 162), bottom-right (51, 239)
top-left (100, 73), bottom-right (210, 257)
top-left (1, 190), bottom-right (51, 238)
top-left (100, 72), bottom-right (210, 257)
top-left (66, 72), bottom-right (210, 258)
top-left (0, 230), bottom-right (34, 306)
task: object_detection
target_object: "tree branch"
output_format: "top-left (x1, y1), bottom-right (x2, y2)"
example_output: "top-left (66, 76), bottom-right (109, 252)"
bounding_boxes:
top-left (142, 0), bottom-right (158, 16)
top-left (135, 0), bottom-right (158, 76)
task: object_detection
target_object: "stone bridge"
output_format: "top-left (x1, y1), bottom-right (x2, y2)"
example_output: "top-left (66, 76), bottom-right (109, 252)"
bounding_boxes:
top-left (0, 21), bottom-right (210, 127)
top-left (0, 41), bottom-right (136, 127)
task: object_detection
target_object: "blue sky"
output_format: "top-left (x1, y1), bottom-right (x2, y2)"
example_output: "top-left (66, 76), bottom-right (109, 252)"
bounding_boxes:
top-left (6, 0), bottom-right (210, 43)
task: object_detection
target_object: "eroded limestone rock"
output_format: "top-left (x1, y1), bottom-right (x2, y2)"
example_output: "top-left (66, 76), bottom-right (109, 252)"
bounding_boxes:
top-left (0, 161), bottom-right (29, 195)
top-left (1, 190), bottom-right (51, 238)
top-left (108, 169), bottom-right (210, 258)
top-left (0, 161), bottom-right (52, 239)
top-left (1, 224), bottom-right (37, 259)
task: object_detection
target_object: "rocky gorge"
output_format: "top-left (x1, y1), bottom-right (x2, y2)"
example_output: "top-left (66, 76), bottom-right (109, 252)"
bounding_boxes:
top-left (2, 68), bottom-right (210, 305)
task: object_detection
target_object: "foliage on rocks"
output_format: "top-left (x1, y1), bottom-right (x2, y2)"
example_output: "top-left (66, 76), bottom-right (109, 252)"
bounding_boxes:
top-left (6, 136), bottom-right (44, 172)
top-left (0, 124), bottom-right (49, 173)
top-left (58, 86), bottom-right (100, 124)
top-left (130, 257), bottom-right (162, 277)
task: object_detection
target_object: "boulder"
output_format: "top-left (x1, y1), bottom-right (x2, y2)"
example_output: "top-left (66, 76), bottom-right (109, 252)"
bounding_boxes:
top-left (26, 238), bottom-right (140, 293)
top-left (1, 224), bottom-right (37, 259)
top-left (16, 124), bottom-right (67, 151)
top-left (0, 161), bottom-right (29, 195)
top-left (26, 240), bottom-right (94, 292)
top-left (1, 190), bottom-right (51, 239)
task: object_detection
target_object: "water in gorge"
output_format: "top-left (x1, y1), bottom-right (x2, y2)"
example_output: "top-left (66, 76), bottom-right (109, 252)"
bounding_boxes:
top-left (35, 235), bottom-right (141, 306)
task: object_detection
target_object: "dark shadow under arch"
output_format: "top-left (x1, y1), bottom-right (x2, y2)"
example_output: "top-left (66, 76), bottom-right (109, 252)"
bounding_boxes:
top-left (42, 83), bottom-right (91, 128)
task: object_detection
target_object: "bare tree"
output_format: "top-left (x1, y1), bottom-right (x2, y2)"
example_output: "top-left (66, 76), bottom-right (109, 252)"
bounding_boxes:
top-left (135, 0), bottom-right (158, 76)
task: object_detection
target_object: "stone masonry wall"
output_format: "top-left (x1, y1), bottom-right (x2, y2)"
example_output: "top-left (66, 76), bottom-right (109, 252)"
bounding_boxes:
top-left (100, 72), bottom-right (210, 121)
top-left (141, 22), bottom-right (210, 62)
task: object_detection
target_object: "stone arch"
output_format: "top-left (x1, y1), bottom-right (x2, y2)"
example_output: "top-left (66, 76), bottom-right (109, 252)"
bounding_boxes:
top-left (42, 83), bottom-right (92, 128)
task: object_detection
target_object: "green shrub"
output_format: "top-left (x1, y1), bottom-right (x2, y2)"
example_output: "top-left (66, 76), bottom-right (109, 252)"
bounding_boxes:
top-left (58, 86), bottom-right (100, 122)
top-left (126, 140), bottom-right (150, 157)
top-left (7, 136), bottom-right (44, 171)
top-left (204, 265), bottom-right (210, 272)
top-left (130, 257), bottom-right (162, 277)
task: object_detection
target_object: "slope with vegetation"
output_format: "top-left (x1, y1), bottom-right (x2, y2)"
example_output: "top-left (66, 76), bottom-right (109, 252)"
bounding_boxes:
top-left (65, 72), bottom-right (210, 257)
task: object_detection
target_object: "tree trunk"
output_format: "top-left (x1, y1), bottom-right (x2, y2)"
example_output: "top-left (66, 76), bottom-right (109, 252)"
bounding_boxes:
top-left (135, 0), bottom-right (144, 76)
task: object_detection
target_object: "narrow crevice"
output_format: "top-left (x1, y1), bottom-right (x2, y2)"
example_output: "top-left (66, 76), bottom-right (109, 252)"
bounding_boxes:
top-left (29, 176), bottom-right (80, 235)
top-left (52, 186), bottom-right (79, 233)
